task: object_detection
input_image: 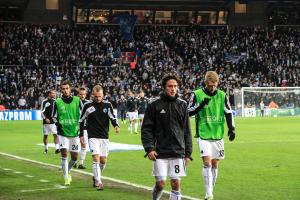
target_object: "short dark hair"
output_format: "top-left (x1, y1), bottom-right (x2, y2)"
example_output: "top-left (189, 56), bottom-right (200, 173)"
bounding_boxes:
top-left (61, 81), bottom-right (71, 88)
top-left (161, 72), bottom-right (180, 88)
top-left (78, 87), bottom-right (86, 91)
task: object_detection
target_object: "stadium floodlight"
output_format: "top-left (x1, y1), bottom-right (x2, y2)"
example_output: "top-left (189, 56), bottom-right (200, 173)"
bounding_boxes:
top-left (236, 87), bottom-right (300, 117)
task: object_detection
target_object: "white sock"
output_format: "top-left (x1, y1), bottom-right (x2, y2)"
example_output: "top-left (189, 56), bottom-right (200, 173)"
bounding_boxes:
top-left (45, 144), bottom-right (48, 150)
top-left (212, 167), bottom-right (218, 186)
top-left (169, 190), bottom-right (181, 200)
top-left (61, 157), bottom-right (68, 180)
top-left (130, 123), bottom-right (132, 133)
top-left (134, 122), bottom-right (138, 132)
top-left (152, 186), bottom-right (163, 200)
top-left (93, 162), bottom-right (101, 185)
top-left (55, 143), bottom-right (59, 150)
top-left (80, 148), bottom-right (86, 165)
top-left (100, 163), bottom-right (106, 172)
top-left (68, 160), bottom-right (76, 171)
top-left (202, 165), bottom-right (213, 197)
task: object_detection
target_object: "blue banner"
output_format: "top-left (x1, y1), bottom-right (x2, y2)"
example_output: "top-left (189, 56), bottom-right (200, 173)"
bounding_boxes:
top-left (0, 110), bottom-right (42, 121)
top-left (117, 14), bottom-right (137, 41)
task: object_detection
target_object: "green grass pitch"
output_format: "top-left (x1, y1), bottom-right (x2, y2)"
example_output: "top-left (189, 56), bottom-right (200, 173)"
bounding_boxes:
top-left (0, 117), bottom-right (299, 200)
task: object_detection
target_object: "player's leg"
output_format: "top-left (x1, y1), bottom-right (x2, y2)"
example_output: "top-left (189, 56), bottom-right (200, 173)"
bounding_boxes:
top-left (43, 135), bottom-right (48, 154)
top-left (168, 158), bottom-right (186, 200)
top-left (50, 124), bottom-right (60, 154)
top-left (169, 179), bottom-right (181, 200)
top-left (99, 139), bottom-right (109, 172)
top-left (211, 159), bottom-right (219, 186)
top-left (59, 135), bottom-right (70, 185)
top-left (89, 138), bottom-right (103, 190)
top-left (69, 137), bottom-right (79, 171)
top-left (198, 138), bottom-right (214, 200)
top-left (152, 159), bottom-right (168, 200)
top-left (43, 125), bottom-right (49, 154)
top-left (134, 112), bottom-right (139, 133)
top-left (53, 134), bottom-right (60, 153)
top-left (209, 139), bottom-right (225, 198)
top-left (78, 130), bottom-right (88, 169)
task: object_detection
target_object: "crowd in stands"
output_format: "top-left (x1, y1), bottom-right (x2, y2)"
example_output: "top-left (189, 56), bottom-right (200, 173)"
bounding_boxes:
top-left (0, 23), bottom-right (299, 110)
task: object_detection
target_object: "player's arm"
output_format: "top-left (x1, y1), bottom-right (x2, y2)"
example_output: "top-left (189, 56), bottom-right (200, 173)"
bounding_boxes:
top-left (108, 102), bottom-right (120, 133)
top-left (79, 103), bottom-right (89, 137)
top-left (141, 103), bottom-right (156, 158)
top-left (40, 100), bottom-right (46, 120)
top-left (183, 103), bottom-right (193, 163)
top-left (188, 92), bottom-right (210, 116)
top-left (224, 95), bottom-right (235, 141)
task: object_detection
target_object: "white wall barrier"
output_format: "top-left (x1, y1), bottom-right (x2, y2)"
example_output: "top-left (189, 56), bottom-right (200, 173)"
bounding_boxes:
top-left (0, 110), bottom-right (42, 121)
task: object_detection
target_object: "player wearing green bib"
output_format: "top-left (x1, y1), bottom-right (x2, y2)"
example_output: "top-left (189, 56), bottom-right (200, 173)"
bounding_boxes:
top-left (188, 71), bottom-right (235, 200)
top-left (53, 81), bottom-right (81, 186)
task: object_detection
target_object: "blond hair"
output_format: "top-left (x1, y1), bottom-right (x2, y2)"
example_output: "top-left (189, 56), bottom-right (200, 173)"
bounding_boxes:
top-left (205, 71), bottom-right (219, 83)
top-left (92, 85), bottom-right (103, 93)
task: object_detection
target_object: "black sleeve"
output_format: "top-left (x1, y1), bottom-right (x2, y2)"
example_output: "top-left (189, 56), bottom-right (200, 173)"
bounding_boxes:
top-left (52, 102), bottom-right (58, 123)
top-left (79, 103), bottom-right (89, 137)
top-left (141, 102), bottom-right (155, 154)
top-left (188, 93), bottom-right (205, 116)
top-left (108, 102), bottom-right (120, 128)
top-left (183, 103), bottom-right (193, 158)
top-left (40, 100), bottom-right (46, 119)
top-left (224, 95), bottom-right (235, 131)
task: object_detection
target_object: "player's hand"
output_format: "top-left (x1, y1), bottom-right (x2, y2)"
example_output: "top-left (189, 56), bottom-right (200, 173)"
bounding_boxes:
top-left (184, 157), bottom-right (191, 166)
top-left (45, 118), bottom-right (50, 124)
top-left (80, 136), bottom-right (85, 144)
top-left (115, 127), bottom-right (120, 134)
top-left (202, 98), bottom-right (211, 106)
top-left (147, 151), bottom-right (158, 161)
top-left (228, 129), bottom-right (235, 141)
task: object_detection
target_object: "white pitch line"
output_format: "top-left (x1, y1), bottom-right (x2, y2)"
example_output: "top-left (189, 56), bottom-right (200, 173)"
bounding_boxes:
top-left (39, 179), bottom-right (50, 183)
top-left (0, 152), bottom-right (200, 200)
top-left (20, 184), bottom-right (68, 193)
top-left (13, 171), bottom-right (23, 174)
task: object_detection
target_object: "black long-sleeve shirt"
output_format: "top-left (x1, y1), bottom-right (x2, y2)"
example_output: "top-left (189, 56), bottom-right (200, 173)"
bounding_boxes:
top-left (141, 93), bottom-right (193, 159)
top-left (41, 98), bottom-right (55, 124)
top-left (126, 96), bottom-right (138, 112)
top-left (79, 100), bottom-right (119, 139)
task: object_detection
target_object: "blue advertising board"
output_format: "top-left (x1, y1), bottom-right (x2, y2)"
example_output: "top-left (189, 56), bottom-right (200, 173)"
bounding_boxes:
top-left (0, 110), bottom-right (42, 121)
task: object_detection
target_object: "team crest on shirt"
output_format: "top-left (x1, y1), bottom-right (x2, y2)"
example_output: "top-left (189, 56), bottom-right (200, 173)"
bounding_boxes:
top-left (103, 108), bottom-right (108, 113)
top-left (87, 106), bottom-right (96, 114)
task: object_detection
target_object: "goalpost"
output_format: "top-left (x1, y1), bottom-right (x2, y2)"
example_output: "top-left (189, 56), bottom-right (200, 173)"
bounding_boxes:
top-left (236, 87), bottom-right (300, 117)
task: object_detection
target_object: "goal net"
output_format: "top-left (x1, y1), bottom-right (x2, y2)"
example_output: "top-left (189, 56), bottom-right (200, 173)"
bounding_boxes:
top-left (234, 87), bottom-right (300, 117)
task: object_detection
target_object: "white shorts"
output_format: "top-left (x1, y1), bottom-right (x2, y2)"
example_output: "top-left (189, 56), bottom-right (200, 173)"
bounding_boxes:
top-left (138, 114), bottom-right (145, 119)
top-left (58, 135), bottom-right (80, 152)
top-left (152, 158), bottom-right (186, 181)
top-left (43, 124), bottom-right (57, 135)
top-left (88, 138), bottom-right (109, 156)
top-left (198, 138), bottom-right (225, 160)
top-left (128, 111), bottom-right (138, 121)
top-left (80, 130), bottom-right (88, 145)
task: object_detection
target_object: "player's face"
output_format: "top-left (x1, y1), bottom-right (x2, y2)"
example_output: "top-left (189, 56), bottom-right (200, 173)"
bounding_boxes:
top-left (93, 90), bottom-right (103, 103)
top-left (164, 79), bottom-right (178, 97)
top-left (139, 92), bottom-right (144, 98)
top-left (61, 84), bottom-right (71, 97)
top-left (78, 90), bottom-right (86, 100)
top-left (205, 80), bottom-right (218, 93)
top-left (49, 91), bottom-right (56, 99)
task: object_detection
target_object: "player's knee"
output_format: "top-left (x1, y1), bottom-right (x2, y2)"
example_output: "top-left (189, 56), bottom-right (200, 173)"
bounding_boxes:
top-left (203, 162), bottom-right (212, 168)
top-left (100, 157), bottom-right (107, 164)
top-left (156, 180), bottom-right (166, 191)
top-left (170, 179), bottom-right (180, 191)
